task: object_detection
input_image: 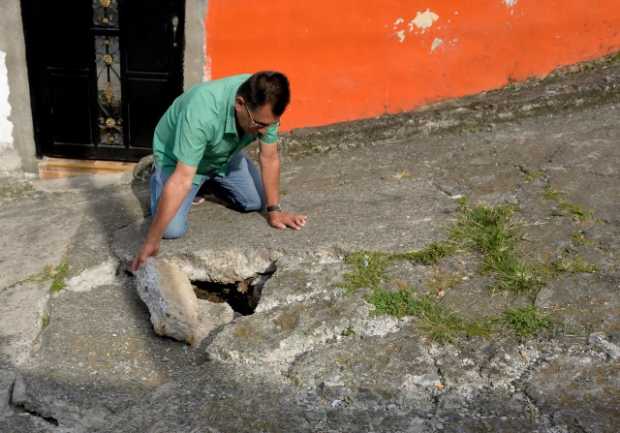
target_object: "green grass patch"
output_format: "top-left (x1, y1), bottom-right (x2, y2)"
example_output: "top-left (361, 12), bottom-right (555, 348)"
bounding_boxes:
top-left (450, 202), bottom-right (516, 254)
top-left (49, 262), bottom-right (69, 294)
top-left (450, 201), bottom-right (543, 293)
top-left (501, 306), bottom-right (552, 337)
top-left (366, 287), bottom-right (496, 342)
top-left (341, 243), bottom-right (457, 294)
top-left (341, 251), bottom-right (392, 294)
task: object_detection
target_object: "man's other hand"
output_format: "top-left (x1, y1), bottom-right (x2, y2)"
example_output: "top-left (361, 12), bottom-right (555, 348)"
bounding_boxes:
top-left (268, 212), bottom-right (307, 230)
top-left (131, 240), bottom-right (160, 272)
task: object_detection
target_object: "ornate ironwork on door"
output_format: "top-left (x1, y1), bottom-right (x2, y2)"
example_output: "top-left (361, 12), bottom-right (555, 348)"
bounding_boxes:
top-left (93, 0), bottom-right (119, 27)
top-left (95, 35), bottom-right (123, 146)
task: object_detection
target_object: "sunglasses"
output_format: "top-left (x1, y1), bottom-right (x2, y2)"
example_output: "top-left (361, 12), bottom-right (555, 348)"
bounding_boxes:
top-left (244, 102), bottom-right (280, 129)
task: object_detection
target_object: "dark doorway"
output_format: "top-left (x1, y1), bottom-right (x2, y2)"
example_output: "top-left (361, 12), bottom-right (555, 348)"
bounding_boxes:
top-left (21, 0), bottom-right (185, 161)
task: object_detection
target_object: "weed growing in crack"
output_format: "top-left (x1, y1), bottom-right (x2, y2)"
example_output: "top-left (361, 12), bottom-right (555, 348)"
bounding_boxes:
top-left (543, 185), bottom-right (594, 222)
top-left (49, 262), bottom-right (69, 294)
top-left (501, 306), bottom-right (552, 337)
top-left (15, 262), bottom-right (70, 294)
top-left (558, 201), bottom-right (593, 222)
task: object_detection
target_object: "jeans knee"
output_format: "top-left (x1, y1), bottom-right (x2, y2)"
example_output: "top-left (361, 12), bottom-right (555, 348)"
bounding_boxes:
top-left (162, 222), bottom-right (188, 239)
top-left (235, 196), bottom-right (263, 212)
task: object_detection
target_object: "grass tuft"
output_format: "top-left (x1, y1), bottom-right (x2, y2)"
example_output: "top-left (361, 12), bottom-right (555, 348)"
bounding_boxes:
top-left (502, 305), bottom-right (552, 337)
top-left (341, 252), bottom-right (391, 294)
top-left (450, 202), bottom-right (543, 293)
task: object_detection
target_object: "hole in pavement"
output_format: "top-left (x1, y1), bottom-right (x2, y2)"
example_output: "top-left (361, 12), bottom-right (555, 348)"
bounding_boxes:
top-left (191, 269), bottom-right (275, 316)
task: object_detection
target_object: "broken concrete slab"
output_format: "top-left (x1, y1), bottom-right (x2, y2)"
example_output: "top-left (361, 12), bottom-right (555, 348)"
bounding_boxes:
top-left (208, 292), bottom-right (402, 376)
top-left (254, 248), bottom-right (345, 313)
top-left (135, 258), bottom-right (234, 346)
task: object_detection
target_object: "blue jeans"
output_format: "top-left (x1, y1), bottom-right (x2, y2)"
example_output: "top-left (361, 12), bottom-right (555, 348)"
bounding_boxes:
top-left (150, 151), bottom-right (266, 239)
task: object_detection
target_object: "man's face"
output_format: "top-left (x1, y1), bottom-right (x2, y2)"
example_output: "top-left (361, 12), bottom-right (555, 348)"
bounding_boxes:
top-left (235, 97), bottom-right (280, 136)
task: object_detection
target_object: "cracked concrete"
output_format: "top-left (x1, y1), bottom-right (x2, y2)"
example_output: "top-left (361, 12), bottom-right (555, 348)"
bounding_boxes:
top-left (1, 56), bottom-right (620, 432)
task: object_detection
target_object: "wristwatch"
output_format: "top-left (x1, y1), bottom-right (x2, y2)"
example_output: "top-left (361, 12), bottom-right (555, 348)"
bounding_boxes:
top-left (266, 204), bottom-right (282, 213)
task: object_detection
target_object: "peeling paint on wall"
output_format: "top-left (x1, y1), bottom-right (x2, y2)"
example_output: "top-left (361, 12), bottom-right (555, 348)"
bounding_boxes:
top-left (503, 0), bottom-right (518, 7)
top-left (392, 9), bottom-right (439, 43)
top-left (431, 38), bottom-right (444, 53)
top-left (393, 17), bottom-right (406, 42)
top-left (0, 51), bottom-right (14, 150)
top-left (410, 9), bottom-right (439, 33)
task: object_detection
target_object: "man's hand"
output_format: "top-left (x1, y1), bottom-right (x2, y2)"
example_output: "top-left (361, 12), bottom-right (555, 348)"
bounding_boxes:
top-left (268, 211), bottom-right (307, 230)
top-left (131, 240), bottom-right (160, 272)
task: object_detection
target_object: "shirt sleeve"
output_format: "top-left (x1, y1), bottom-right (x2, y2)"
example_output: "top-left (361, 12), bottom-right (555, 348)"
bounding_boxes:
top-left (172, 106), bottom-right (214, 167)
top-left (259, 122), bottom-right (279, 144)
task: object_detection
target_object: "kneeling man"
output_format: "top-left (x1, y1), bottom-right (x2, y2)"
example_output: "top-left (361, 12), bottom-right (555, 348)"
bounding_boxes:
top-left (132, 71), bottom-right (306, 271)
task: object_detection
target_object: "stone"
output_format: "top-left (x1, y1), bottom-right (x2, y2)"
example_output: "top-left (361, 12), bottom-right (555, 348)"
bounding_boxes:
top-left (135, 258), bottom-right (234, 346)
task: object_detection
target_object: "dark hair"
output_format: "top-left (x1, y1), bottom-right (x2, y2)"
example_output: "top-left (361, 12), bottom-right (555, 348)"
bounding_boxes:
top-left (237, 71), bottom-right (290, 116)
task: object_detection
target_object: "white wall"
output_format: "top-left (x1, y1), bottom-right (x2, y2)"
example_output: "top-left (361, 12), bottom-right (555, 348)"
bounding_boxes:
top-left (0, 50), bottom-right (13, 151)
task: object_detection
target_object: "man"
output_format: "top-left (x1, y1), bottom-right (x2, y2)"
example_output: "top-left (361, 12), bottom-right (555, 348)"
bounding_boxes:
top-left (131, 71), bottom-right (307, 271)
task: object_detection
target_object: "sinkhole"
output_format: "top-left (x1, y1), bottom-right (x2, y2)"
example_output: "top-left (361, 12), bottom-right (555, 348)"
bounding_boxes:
top-left (191, 270), bottom-right (274, 316)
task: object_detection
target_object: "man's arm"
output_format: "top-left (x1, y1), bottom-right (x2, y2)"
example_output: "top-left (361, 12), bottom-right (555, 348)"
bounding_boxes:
top-left (259, 141), bottom-right (307, 230)
top-left (131, 162), bottom-right (197, 271)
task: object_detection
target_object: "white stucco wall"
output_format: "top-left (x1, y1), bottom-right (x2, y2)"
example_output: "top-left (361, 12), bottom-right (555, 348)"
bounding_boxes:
top-left (0, 50), bottom-right (14, 150)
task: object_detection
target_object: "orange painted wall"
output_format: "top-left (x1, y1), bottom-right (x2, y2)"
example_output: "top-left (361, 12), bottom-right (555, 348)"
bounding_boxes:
top-left (206, 1), bottom-right (620, 130)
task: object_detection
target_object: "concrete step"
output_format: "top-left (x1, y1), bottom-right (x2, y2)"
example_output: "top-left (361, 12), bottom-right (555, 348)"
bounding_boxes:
top-left (38, 157), bottom-right (136, 179)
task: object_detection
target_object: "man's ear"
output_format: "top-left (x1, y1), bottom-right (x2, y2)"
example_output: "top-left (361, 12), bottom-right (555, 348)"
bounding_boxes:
top-left (234, 96), bottom-right (245, 109)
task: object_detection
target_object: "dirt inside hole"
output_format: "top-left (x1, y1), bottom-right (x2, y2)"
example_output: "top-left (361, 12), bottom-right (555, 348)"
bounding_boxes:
top-left (191, 272), bottom-right (273, 316)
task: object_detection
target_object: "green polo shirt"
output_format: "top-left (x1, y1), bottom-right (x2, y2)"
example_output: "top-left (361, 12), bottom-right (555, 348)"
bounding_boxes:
top-left (152, 74), bottom-right (278, 185)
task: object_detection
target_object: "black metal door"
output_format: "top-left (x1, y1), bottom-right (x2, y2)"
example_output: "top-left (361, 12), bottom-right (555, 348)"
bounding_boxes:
top-left (22, 0), bottom-right (185, 161)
